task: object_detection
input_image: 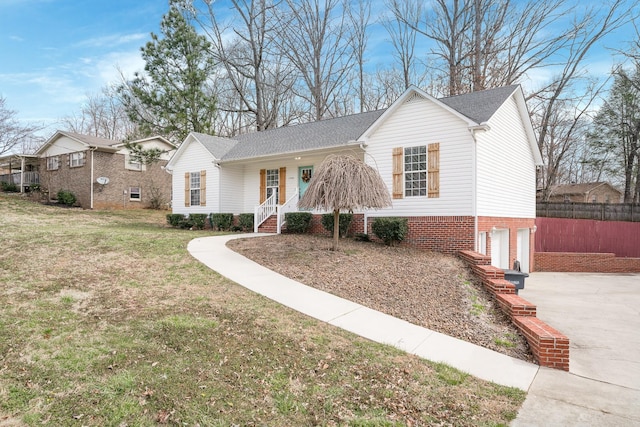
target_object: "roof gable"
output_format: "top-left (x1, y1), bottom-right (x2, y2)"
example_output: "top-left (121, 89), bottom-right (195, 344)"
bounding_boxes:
top-left (551, 182), bottom-right (622, 196)
top-left (36, 130), bottom-right (118, 155)
top-left (166, 132), bottom-right (238, 170)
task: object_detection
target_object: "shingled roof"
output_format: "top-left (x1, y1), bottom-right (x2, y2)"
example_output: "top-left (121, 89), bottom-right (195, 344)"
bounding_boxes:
top-left (197, 85), bottom-right (519, 163)
top-left (222, 109), bottom-right (385, 161)
top-left (439, 85), bottom-right (519, 123)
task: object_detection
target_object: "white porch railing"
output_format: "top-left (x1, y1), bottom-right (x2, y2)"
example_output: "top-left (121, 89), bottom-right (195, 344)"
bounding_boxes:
top-left (253, 187), bottom-right (300, 233)
top-left (0, 171), bottom-right (40, 190)
top-left (254, 192), bottom-right (278, 233)
top-left (277, 188), bottom-right (299, 234)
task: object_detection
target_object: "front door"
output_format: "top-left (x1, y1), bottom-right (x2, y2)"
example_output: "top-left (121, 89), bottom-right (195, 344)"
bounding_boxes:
top-left (299, 166), bottom-right (313, 198)
top-left (491, 229), bottom-right (509, 269)
top-left (517, 228), bottom-right (530, 273)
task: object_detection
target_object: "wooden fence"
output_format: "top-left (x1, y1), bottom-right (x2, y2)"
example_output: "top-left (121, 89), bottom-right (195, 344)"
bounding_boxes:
top-left (537, 202), bottom-right (640, 222)
top-left (535, 217), bottom-right (640, 258)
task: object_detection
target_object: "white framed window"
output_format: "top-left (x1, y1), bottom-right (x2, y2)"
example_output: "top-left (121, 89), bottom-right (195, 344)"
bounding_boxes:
top-left (129, 187), bottom-right (141, 201)
top-left (266, 168), bottom-right (279, 200)
top-left (190, 172), bottom-right (200, 206)
top-left (404, 146), bottom-right (427, 197)
top-left (69, 152), bottom-right (86, 168)
top-left (46, 156), bottom-right (60, 171)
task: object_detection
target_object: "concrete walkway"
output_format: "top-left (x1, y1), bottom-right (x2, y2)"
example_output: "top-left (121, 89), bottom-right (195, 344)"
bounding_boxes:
top-left (187, 234), bottom-right (539, 391)
top-left (512, 272), bottom-right (640, 426)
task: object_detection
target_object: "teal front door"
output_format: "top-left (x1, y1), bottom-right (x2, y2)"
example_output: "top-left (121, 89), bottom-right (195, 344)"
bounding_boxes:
top-left (298, 166), bottom-right (313, 198)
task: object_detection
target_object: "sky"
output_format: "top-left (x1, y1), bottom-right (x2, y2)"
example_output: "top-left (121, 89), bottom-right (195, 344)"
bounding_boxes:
top-left (0, 0), bottom-right (637, 142)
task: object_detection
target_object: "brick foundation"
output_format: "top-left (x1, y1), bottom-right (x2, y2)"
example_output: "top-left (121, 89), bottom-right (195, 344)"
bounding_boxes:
top-left (535, 252), bottom-right (640, 273)
top-left (459, 250), bottom-right (570, 371)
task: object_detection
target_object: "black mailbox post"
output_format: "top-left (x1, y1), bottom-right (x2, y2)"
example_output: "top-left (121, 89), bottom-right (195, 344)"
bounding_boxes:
top-left (503, 269), bottom-right (529, 294)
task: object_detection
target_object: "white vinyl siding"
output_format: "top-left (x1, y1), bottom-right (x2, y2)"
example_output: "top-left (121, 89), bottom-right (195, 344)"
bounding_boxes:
top-left (170, 139), bottom-right (219, 215)
top-left (476, 97), bottom-right (537, 218)
top-left (364, 94), bottom-right (474, 217)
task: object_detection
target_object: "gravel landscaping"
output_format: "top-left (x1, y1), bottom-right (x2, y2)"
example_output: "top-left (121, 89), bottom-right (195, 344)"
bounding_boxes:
top-left (227, 234), bottom-right (534, 362)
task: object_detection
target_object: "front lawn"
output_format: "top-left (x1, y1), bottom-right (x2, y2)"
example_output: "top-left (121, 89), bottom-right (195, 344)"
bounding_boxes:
top-left (0, 194), bottom-right (525, 426)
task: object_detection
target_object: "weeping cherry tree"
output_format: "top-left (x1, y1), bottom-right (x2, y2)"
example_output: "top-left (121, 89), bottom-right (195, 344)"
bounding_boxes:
top-left (298, 154), bottom-right (392, 251)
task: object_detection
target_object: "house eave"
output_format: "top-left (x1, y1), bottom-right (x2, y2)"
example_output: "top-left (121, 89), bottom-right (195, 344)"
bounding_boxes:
top-left (219, 142), bottom-right (364, 165)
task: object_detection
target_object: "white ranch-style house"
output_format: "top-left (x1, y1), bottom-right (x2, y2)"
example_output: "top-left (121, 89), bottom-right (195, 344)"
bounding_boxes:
top-left (166, 85), bottom-right (543, 272)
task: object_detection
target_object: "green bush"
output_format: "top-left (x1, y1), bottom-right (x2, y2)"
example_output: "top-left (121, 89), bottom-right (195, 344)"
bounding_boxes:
top-left (209, 213), bottom-right (234, 231)
top-left (371, 217), bottom-right (409, 246)
top-left (189, 214), bottom-right (208, 230)
top-left (354, 233), bottom-right (371, 242)
top-left (1, 182), bottom-right (19, 192)
top-left (166, 214), bottom-right (189, 228)
top-left (57, 190), bottom-right (76, 206)
top-left (284, 212), bottom-right (312, 233)
top-left (238, 213), bottom-right (254, 231)
top-left (321, 213), bottom-right (353, 237)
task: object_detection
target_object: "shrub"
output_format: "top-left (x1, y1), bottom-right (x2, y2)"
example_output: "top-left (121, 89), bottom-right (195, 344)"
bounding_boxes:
top-left (189, 214), bottom-right (208, 230)
top-left (371, 217), bottom-right (408, 246)
top-left (57, 190), bottom-right (76, 206)
top-left (209, 213), bottom-right (234, 231)
top-left (167, 214), bottom-right (187, 228)
top-left (284, 212), bottom-right (312, 233)
top-left (321, 213), bottom-right (353, 237)
top-left (354, 233), bottom-right (371, 242)
top-left (238, 213), bottom-right (254, 231)
top-left (1, 182), bottom-right (19, 192)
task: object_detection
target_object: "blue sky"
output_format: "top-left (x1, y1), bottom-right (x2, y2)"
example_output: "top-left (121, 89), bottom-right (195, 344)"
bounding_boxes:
top-left (0, 0), bottom-right (636, 140)
top-left (0, 0), bottom-right (168, 134)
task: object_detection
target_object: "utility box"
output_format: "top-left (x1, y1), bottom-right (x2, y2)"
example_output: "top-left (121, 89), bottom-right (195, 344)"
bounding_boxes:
top-left (503, 269), bottom-right (529, 294)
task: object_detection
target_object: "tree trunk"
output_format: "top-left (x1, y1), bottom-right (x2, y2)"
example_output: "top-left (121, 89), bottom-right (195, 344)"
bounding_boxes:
top-left (332, 209), bottom-right (340, 251)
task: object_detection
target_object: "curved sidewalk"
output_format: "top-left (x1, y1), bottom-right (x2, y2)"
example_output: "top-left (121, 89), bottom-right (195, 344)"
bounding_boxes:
top-left (187, 234), bottom-right (539, 391)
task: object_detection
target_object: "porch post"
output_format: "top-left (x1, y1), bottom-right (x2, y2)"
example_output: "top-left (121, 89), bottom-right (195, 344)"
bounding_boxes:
top-left (20, 156), bottom-right (25, 193)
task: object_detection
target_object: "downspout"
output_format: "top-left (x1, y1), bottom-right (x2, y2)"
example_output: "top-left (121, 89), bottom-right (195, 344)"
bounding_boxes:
top-left (469, 124), bottom-right (490, 252)
top-left (90, 147), bottom-right (96, 209)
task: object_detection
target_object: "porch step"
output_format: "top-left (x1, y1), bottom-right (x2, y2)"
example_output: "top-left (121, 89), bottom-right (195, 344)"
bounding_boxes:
top-left (258, 215), bottom-right (281, 233)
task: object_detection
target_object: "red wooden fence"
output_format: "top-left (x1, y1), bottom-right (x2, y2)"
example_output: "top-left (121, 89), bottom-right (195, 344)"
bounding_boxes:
top-left (535, 217), bottom-right (640, 258)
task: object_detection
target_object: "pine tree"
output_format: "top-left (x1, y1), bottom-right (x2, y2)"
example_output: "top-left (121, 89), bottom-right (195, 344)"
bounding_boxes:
top-left (119, 1), bottom-right (217, 143)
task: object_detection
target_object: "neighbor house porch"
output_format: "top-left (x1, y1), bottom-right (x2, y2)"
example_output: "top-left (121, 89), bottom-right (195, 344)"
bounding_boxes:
top-left (0, 154), bottom-right (40, 192)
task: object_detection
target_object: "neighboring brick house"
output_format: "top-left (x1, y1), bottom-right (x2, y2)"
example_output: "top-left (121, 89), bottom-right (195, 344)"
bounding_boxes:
top-left (36, 131), bottom-right (175, 209)
top-left (546, 182), bottom-right (623, 203)
top-left (167, 85), bottom-right (542, 272)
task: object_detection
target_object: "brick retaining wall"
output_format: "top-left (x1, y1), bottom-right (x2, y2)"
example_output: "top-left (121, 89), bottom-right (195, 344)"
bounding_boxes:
top-left (535, 252), bottom-right (640, 273)
top-left (459, 250), bottom-right (570, 371)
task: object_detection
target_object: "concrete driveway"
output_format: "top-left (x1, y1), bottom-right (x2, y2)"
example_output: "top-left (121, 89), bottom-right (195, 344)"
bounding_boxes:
top-left (512, 272), bottom-right (640, 426)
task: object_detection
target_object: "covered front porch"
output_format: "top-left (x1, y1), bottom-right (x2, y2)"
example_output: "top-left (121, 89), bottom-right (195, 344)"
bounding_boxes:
top-left (0, 154), bottom-right (40, 192)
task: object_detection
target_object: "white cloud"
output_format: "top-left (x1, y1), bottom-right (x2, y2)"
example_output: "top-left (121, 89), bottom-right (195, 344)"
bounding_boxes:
top-left (75, 32), bottom-right (148, 49)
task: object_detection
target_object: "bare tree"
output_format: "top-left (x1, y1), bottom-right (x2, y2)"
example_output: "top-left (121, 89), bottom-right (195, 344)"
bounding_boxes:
top-left (0, 96), bottom-right (43, 156)
top-left (533, 1), bottom-right (633, 200)
top-left (384, 0), bottom-right (421, 90)
top-left (60, 85), bottom-right (136, 141)
top-left (188, 0), bottom-right (298, 133)
top-left (346, 0), bottom-right (371, 112)
top-left (276, 0), bottom-right (355, 121)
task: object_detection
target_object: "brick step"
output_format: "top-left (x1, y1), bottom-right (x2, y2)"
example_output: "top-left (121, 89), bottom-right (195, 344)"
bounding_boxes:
top-left (496, 293), bottom-right (536, 318)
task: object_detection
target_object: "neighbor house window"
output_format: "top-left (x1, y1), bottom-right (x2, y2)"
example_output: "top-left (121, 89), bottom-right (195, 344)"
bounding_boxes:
top-left (266, 169), bottom-right (279, 201)
top-left (129, 187), bottom-right (141, 201)
top-left (46, 156), bottom-right (60, 171)
top-left (392, 143), bottom-right (439, 199)
top-left (184, 171), bottom-right (206, 207)
top-left (69, 151), bottom-right (86, 168)
top-left (126, 155), bottom-right (143, 171)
